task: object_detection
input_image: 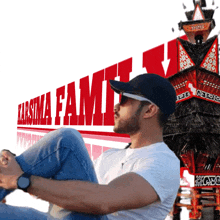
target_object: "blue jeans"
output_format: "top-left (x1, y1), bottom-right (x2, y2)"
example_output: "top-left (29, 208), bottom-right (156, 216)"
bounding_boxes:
top-left (0, 128), bottom-right (108, 220)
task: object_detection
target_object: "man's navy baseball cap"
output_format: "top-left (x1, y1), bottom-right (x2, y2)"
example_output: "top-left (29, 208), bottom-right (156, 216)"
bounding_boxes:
top-left (109, 73), bottom-right (176, 116)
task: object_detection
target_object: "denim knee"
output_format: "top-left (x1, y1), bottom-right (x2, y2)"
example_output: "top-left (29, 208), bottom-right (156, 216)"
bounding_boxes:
top-left (57, 128), bottom-right (82, 140)
top-left (56, 128), bottom-right (85, 151)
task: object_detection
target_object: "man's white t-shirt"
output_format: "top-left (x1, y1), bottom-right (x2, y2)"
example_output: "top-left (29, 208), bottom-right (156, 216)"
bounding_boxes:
top-left (94, 142), bottom-right (180, 220)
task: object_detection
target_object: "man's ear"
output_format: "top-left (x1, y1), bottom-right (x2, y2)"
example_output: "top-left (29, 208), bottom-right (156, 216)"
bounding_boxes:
top-left (143, 104), bottom-right (158, 119)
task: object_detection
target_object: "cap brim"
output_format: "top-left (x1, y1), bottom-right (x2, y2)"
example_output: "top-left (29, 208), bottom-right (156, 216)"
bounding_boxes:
top-left (109, 80), bottom-right (133, 94)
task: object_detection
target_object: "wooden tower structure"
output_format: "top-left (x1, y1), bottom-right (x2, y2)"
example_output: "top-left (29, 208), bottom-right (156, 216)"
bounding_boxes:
top-left (163, 0), bottom-right (220, 219)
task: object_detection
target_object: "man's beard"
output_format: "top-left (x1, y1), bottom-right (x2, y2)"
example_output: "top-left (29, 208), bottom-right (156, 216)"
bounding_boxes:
top-left (113, 106), bottom-right (142, 135)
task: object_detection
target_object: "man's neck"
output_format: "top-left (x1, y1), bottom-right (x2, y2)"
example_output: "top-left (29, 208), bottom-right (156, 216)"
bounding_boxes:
top-left (128, 130), bottom-right (163, 149)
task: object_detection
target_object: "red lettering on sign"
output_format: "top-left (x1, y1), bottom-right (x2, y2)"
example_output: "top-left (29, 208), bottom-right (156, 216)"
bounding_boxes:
top-left (79, 70), bottom-right (104, 125)
top-left (45, 92), bottom-right (52, 125)
top-left (34, 95), bottom-right (45, 125)
top-left (118, 58), bottom-right (132, 106)
top-left (143, 44), bottom-right (165, 77)
top-left (55, 86), bottom-right (65, 125)
top-left (21, 103), bottom-right (25, 125)
top-left (32, 99), bottom-right (36, 125)
top-left (167, 39), bottom-right (178, 77)
top-left (28, 99), bottom-right (34, 125)
top-left (64, 81), bottom-right (77, 125)
top-left (104, 64), bottom-right (117, 125)
top-left (17, 104), bottom-right (21, 125)
top-left (143, 35), bottom-right (187, 78)
top-left (24, 101), bottom-right (29, 125)
top-left (18, 37), bottom-right (191, 128)
top-left (118, 58), bottom-right (132, 82)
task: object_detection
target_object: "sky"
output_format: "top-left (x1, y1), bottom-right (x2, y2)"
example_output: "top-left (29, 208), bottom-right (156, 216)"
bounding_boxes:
top-left (1, 0), bottom-right (219, 153)
top-left (0, 0), bottom-right (220, 155)
top-left (0, 0), bottom-right (220, 213)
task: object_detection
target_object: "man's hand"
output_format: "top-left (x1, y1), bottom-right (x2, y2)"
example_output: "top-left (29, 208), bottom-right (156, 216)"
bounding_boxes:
top-left (0, 150), bottom-right (23, 190)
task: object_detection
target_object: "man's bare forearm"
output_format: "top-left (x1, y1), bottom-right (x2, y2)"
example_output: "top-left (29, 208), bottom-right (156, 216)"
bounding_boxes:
top-left (0, 150), bottom-right (158, 215)
top-left (28, 176), bottom-right (111, 215)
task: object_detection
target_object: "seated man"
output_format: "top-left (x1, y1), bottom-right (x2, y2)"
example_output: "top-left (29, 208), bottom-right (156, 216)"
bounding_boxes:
top-left (0, 73), bottom-right (180, 220)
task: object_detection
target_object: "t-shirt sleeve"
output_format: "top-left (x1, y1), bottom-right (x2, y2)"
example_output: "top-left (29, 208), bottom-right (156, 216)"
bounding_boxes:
top-left (132, 154), bottom-right (180, 203)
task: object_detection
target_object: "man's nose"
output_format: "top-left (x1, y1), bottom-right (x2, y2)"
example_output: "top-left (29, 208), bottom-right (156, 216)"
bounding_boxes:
top-left (114, 103), bottom-right (120, 113)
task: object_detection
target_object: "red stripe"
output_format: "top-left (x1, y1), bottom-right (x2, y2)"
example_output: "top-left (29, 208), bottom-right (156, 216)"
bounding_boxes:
top-left (17, 126), bottom-right (130, 139)
top-left (82, 134), bottom-right (130, 143)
